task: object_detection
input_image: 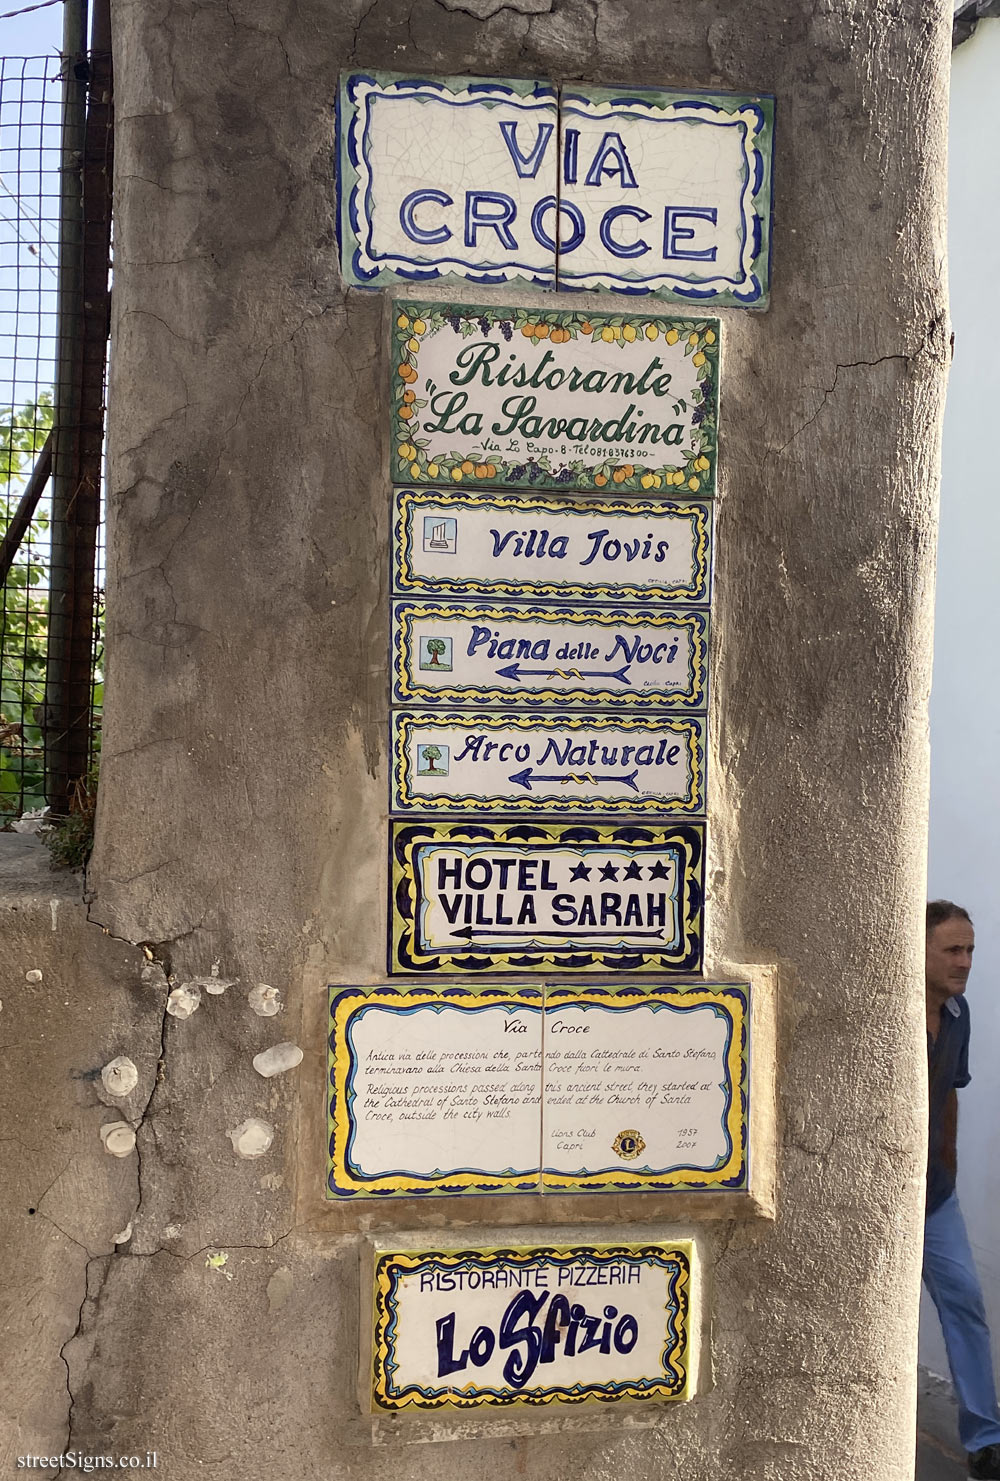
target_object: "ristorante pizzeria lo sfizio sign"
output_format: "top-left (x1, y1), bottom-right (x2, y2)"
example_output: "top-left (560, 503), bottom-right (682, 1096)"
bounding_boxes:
top-left (370, 1244), bottom-right (694, 1409)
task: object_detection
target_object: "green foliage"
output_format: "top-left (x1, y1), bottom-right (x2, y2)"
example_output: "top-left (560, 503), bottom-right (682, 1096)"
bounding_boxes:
top-left (1, 394), bottom-right (53, 815)
top-left (44, 763), bottom-right (98, 870)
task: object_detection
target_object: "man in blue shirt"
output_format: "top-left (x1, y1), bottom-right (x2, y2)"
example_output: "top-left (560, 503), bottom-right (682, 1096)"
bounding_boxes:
top-left (924, 900), bottom-right (1000, 1478)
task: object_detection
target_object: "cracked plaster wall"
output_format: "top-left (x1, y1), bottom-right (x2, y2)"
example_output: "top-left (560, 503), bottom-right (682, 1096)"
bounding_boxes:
top-left (0, 0), bottom-right (950, 1476)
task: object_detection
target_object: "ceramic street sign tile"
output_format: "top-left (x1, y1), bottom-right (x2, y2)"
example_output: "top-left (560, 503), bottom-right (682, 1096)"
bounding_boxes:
top-left (541, 983), bottom-right (749, 1193)
top-left (338, 70), bottom-right (773, 306)
top-left (391, 600), bottom-right (708, 709)
top-left (392, 488), bottom-right (712, 604)
top-left (371, 1243), bottom-right (694, 1409)
top-left (338, 73), bottom-right (558, 290)
top-left (327, 984), bottom-right (543, 1198)
top-left (390, 710), bottom-right (706, 817)
top-left (389, 818), bottom-right (704, 975)
top-left (328, 982), bottom-right (749, 1200)
top-left (391, 301), bottom-right (718, 494)
top-left (557, 84), bottom-right (774, 305)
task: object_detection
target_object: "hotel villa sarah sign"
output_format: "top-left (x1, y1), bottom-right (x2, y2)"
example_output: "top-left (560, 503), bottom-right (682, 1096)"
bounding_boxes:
top-left (389, 818), bottom-right (705, 975)
top-left (338, 72), bottom-right (774, 305)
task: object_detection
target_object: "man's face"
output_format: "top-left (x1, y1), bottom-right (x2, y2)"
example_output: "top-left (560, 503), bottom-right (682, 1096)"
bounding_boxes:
top-left (926, 916), bottom-right (975, 998)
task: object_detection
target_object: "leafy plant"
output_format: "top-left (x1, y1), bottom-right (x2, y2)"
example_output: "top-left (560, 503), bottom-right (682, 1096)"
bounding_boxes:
top-left (44, 762), bottom-right (98, 869)
top-left (1, 394), bottom-right (53, 816)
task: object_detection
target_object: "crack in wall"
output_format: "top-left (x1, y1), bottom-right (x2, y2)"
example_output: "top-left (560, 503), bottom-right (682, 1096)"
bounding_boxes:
top-left (55, 1255), bottom-right (112, 1480)
top-left (773, 354), bottom-right (912, 456)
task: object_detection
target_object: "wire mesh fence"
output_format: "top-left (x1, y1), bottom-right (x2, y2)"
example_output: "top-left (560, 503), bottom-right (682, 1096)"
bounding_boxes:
top-left (0, 50), bottom-right (111, 819)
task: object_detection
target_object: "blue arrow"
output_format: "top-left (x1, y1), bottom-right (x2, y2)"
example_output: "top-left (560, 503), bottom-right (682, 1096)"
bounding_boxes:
top-left (508, 767), bottom-right (640, 792)
top-left (495, 662), bottom-right (632, 685)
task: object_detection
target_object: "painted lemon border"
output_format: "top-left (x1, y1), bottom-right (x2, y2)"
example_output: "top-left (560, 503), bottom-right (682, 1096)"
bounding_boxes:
top-left (327, 983), bottom-right (544, 1198)
top-left (388, 818), bottom-right (705, 975)
top-left (541, 983), bottom-right (748, 1192)
top-left (390, 600), bottom-right (709, 709)
top-left (372, 1243), bottom-right (693, 1409)
top-left (391, 301), bottom-right (719, 494)
top-left (390, 709), bottom-right (706, 817)
top-left (392, 487), bottom-right (713, 604)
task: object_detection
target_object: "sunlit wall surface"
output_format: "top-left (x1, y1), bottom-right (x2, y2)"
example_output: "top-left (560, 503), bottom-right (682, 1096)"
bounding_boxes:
top-left (923, 15), bottom-right (1000, 1378)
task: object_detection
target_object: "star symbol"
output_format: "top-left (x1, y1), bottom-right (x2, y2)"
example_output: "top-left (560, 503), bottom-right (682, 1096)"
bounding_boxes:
top-left (569, 861), bottom-right (591, 881)
top-left (599, 860), bottom-right (619, 881)
top-left (647, 859), bottom-right (671, 880)
top-left (622, 860), bottom-right (643, 881)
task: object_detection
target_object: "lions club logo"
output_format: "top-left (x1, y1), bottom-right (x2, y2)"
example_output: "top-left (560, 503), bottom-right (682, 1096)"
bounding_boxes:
top-left (612, 1129), bottom-right (646, 1161)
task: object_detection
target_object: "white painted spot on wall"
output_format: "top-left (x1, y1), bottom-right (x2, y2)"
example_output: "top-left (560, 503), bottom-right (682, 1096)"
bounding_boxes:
top-left (114, 1221), bottom-right (133, 1244)
top-left (166, 984), bottom-right (201, 1019)
top-left (248, 982), bottom-right (282, 1017)
top-left (228, 1117), bottom-right (275, 1158)
top-left (50, 899), bottom-right (59, 931)
top-left (252, 1042), bottom-right (303, 1078)
top-left (24, 968), bottom-right (42, 983)
top-left (101, 1055), bottom-right (139, 1097)
top-left (100, 1122), bottom-right (136, 1157)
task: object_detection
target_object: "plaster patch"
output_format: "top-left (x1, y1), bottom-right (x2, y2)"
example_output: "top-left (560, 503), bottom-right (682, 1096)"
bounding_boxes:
top-left (248, 982), bottom-right (282, 1017)
top-left (266, 1266), bottom-right (293, 1311)
top-left (184, 962), bottom-right (238, 996)
top-left (101, 1055), bottom-right (139, 1097)
top-left (166, 983), bottom-right (201, 1018)
top-left (100, 1121), bottom-right (137, 1157)
top-left (228, 1117), bottom-right (275, 1158)
top-left (252, 1042), bottom-right (303, 1078)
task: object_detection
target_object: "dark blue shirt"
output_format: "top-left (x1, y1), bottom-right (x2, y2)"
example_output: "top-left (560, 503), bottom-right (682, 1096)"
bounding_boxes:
top-left (927, 994), bottom-right (971, 1214)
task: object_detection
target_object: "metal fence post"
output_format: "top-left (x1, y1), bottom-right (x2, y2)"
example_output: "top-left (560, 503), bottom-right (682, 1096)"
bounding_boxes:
top-left (43, 0), bottom-right (112, 814)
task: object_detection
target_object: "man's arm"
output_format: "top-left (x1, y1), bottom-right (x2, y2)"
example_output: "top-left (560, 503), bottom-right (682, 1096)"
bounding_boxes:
top-left (942, 1087), bottom-right (959, 1182)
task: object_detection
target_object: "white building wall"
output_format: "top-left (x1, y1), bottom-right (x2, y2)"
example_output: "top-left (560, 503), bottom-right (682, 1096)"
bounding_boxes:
top-left (923, 15), bottom-right (1000, 1379)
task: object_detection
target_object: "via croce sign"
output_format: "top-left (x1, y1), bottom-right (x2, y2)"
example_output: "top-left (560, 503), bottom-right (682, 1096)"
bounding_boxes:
top-left (338, 71), bottom-right (774, 306)
top-left (370, 1244), bottom-right (694, 1410)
